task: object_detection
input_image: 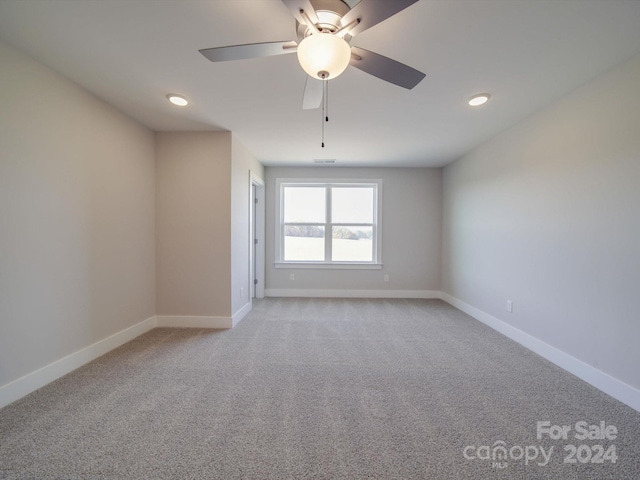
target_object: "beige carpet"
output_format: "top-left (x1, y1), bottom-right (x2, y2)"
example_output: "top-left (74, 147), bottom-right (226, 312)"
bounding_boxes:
top-left (1, 298), bottom-right (639, 479)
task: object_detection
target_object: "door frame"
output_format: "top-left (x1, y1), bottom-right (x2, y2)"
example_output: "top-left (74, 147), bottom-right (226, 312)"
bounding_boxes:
top-left (249, 172), bottom-right (265, 299)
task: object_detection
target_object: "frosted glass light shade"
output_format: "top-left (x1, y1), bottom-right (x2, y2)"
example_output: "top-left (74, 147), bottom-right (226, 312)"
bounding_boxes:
top-left (297, 34), bottom-right (351, 79)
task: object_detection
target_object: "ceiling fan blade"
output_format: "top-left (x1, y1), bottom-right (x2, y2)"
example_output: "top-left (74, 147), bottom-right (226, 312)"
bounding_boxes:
top-left (341, 0), bottom-right (419, 37)
top-left (199, 41), bottom-right (297, 62)
top-left (281, 0), bottom-right (319, 26)
top-left (302, 76), bottom-right (323, 110)
top-left (349, 47), bottom-right (425, 89)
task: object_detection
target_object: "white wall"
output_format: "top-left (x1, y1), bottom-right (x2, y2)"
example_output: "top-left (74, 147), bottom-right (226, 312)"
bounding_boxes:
top-left (155, 132), bottom-right (232, 317)
top-left (442, 53), bottom-right (640, 393)
top-left (0, 41), bottom-right (156, 387)
top-left (231, 134), bottom-right (264, 314)
top-left (265, 167), bottom-right (441, 295)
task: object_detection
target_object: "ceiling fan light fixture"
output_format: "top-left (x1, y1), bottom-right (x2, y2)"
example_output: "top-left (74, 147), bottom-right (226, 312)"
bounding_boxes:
top-left (297, 33), bottom-right (351, 79)
top-left (167, 94), bottom-right (189, 106)
top-left (468, 93), bottom-right (490, 106)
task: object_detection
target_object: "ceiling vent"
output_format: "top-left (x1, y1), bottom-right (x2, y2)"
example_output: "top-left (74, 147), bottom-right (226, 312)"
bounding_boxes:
top-left (313, 159), bottom-right (336, 164)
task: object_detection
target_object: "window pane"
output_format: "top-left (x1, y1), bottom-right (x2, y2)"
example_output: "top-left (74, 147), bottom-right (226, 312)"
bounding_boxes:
top-left (284, 225), bottom-right (325, 261)
top-left (332, 226), bottom-right (373, 262)
top-left (332, 187), bottom-right (373, 224)
top-left (284, 187), bottom-right (325, 223)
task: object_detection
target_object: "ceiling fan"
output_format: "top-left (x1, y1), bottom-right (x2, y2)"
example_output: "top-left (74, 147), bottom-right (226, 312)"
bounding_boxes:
top-left (199, 0), bottom-right (426, 110)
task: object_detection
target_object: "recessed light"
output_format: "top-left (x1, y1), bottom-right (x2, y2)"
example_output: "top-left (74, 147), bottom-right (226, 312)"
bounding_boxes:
top-left (468, 93), bottom-right (490, 106)
top-left (167, 94), bottom-right (188, 106)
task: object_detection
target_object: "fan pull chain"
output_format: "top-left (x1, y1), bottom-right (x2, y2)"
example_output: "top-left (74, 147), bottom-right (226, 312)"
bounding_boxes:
top-left (321, 80), bottom-right (325, 148)
top-left (319, 72), bottom-right (330, 148)
top-left (321, 75), bottom-right (328, 148)
top-left (325, 79), bottom-right (329, 122)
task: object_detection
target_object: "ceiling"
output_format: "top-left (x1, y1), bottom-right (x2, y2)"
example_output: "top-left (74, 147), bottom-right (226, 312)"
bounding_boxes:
top-left (1, 0), bottom-right (640, 167)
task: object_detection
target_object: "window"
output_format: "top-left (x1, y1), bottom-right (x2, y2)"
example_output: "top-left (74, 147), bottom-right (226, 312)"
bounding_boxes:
top-left (275, 179), bottom-right (382, 268)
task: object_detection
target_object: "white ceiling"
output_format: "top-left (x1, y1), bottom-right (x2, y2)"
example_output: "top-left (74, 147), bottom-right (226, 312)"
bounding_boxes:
top-left (1, 0), bottom-right (640, 167)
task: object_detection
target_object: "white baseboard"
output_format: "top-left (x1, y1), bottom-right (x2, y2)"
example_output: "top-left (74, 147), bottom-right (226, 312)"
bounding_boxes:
top-left (156, 303), bottom-right (253, 329)
top-left (265, 289), bottom-right (442, 299)
top-left (0, 306), bottom-right (252, 410)
top-left (156, 315), bottom-right (233, 329)
top-left (441, 292), bottom-right (640, 413)
top-left (0, 316), bottom-right (156, 409)
top-left (231, 301), bottom-right (252, 327)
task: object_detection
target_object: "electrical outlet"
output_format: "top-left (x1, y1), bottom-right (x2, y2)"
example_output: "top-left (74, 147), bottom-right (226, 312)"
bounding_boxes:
top-left (240, 287), bottom-right (244, 298)
top-left (384, 274), bottom-right (389, 282)
top-left (506, 300), bottom-right (513, 313)
top-left (290, 273), bottom-right (295, 281)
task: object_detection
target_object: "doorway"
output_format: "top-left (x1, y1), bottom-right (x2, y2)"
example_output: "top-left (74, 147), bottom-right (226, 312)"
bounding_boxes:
top-left (250, 173), bottom-right (265, 299)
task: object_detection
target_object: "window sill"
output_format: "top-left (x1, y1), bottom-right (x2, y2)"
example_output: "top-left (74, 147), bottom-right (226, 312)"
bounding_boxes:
top-left (274, 262), bottom-right (383, 270)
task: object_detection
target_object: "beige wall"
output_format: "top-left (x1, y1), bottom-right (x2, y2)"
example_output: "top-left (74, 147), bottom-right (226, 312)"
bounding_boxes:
top-left (264, 167), bottom-right (442, 293)
top-left (155, 132), bottom-right (233, 317)
top-left (0, 41), bottom-right (156, 387)
top-left (0, 40), bottom-right (263, 392)
top-left (442, 52), bottom-right (640, 391)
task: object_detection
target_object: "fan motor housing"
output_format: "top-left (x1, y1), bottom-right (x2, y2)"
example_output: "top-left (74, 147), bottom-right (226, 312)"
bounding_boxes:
top-left (296, 0), bottom-right (352, 42)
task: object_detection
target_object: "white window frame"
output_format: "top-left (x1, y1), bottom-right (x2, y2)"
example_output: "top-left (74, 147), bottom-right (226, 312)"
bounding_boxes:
top-left (275, 178), bottom-right (383, 269)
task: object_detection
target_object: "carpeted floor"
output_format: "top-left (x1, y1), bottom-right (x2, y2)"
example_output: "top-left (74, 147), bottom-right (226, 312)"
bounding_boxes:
top-left (1, 298), bottom-right (639, 479)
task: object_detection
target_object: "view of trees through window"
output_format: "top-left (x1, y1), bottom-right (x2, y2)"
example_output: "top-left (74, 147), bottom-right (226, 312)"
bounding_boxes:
top-left (282, 184), bottom-right (376, 262)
